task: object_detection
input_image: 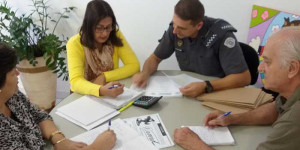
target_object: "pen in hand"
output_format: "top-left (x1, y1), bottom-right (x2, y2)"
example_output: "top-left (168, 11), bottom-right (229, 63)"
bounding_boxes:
top-left (108, 119), bottom-right (111, 130)
top-left (217, 111), bottom-right (231, 119)
top-left (108, 85), bottom-right (120, 89)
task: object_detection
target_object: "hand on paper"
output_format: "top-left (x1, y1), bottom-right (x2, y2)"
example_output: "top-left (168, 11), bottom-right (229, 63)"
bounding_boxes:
top-left (204, 110), bottom-right (231, 128)
top-left (90, 130), bottom-right (116, 150)
top-left (174, 127), bottom-right (211, 150)
top-left (99, 82), bottom-right (124, 97)
top-left (180, 82), bottom-right (205, 98)
top-left (54, 139), bottom-right (87, 150)
top-left (93, 73), bottom-right (106, 85)
top-left (132, 72), bottom-right (150, 88)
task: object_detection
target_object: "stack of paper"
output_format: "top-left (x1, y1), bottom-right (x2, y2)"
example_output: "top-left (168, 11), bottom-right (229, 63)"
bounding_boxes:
top-left (71, 118), bottom-right (159, 150)
top-left (56, 95), bottom-right (120, 130)
top-left (187, 126), bottom-right (235, 145)
top-left (197, 88), bottom-right (273, 114)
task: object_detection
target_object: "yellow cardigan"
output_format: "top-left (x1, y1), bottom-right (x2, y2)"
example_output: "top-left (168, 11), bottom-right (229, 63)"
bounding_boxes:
top-left (67, 31), bottom-right (140, 97)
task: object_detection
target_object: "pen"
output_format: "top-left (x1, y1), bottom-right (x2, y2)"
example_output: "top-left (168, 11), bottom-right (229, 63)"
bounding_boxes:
top-left (217, 111), bottom-right (231, 119)
top-left (108, 119), bottom-right (111, 130)
top-left (108, 84), bottom-right (119, 89)
top-left (118, 101), bottom-right (134, 112)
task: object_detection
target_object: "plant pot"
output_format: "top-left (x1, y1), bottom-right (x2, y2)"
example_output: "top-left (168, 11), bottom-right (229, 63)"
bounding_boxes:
top-left (17, 57), bottom-right (57, 112)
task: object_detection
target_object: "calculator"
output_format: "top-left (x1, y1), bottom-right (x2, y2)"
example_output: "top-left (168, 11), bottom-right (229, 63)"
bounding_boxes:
top-left (133, 96), bottom-right (163, 109)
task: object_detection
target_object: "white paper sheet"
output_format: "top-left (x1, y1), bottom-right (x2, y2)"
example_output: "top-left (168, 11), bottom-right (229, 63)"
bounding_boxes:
top-left (71, 119), bottom-right (158, 150)
top-left (56, 95), bottom-right (120, 130)
top-left (168, 74), bottom-right (204, 86)
top-left (123, 113), bottom-right (175, 149)
top-left (145, 74), bottom-right (182, 97)
top-left (187, 126), bottom-right (235, 146)
top-left (100, 87), bottom-right (144, 109)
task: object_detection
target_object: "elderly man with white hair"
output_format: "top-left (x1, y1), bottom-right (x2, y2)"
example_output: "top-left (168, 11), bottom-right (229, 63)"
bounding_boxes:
top-left (174, 26), bottom-right (300, 150)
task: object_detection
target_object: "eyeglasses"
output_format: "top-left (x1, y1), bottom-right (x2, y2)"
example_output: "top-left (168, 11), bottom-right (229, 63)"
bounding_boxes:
top-left (95, 25), bottom-right (114, 33)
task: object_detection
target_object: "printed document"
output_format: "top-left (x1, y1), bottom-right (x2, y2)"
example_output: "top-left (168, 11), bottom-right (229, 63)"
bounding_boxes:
top-left (168, 74), bottom-right (204, 86)
top-left (187, 126), bottom-right (235, 145)
top-left (123, 113), bottom-right (174, 149)
top-left (71, 119), bottom-right (158, 150)
top-left (145, 72), bottom-right (182, 97)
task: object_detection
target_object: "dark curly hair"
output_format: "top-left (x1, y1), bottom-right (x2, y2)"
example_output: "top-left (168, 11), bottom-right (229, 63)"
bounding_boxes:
top-left (0, 43), bottom-right (17, 88)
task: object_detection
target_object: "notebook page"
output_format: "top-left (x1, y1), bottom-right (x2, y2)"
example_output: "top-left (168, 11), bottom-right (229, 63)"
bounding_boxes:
top-left (57, 95), bottom-right (116, 126)
top-left (71, 119), bottom-right (158, 150)
top-left (99, 88), bottom-right (143, 109)
top-left (188, 126), bottom-right (235, 145)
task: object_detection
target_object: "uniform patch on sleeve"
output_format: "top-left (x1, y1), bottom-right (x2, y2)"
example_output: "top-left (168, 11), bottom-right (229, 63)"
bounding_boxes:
top-left (224, 37), bottom-right (236, 48)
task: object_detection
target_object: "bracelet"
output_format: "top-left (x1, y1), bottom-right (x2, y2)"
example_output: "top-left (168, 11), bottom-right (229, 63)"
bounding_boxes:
top-left (54, 137), bottom-right (67, 145)
top-left (49, 130), bottom-right (64, 143)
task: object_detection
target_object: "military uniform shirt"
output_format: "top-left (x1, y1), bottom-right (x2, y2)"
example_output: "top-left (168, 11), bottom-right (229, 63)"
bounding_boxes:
top-left (154, 16), bottom-right (248, 78)
top-left (256, 87), bottom-right (300, 150)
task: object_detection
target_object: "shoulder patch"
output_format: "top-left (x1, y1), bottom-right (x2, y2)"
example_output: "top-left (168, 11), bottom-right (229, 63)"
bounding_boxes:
top-left (224, 37), bottom-right (235, 48)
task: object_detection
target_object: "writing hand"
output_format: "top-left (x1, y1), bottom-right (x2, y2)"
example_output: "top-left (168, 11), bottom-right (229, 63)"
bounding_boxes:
top-left (99, 82), bottom-right (124, 97)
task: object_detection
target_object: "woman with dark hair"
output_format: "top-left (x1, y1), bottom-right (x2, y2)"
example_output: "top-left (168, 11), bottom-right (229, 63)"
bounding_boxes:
top-left (67, 0), bottom-right (140, 97)
top-left (0, 43), bottom-right (116, 149)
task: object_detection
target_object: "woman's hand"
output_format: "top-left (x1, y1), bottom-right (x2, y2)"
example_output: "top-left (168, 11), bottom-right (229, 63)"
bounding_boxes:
top-left (99, 81), bottom-right (124, 97)
top-left (54, 139), bottom-right (87, 150)
top-left (89, 130), bottom-right (116, 150)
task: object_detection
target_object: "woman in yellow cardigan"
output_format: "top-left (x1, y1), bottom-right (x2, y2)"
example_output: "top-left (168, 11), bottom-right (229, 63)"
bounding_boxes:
top-left (67, 0), bottom-right (140, 98)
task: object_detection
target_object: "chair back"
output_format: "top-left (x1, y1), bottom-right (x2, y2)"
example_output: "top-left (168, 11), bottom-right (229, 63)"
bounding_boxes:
top-left (239, 42), bottom-right (259, 85)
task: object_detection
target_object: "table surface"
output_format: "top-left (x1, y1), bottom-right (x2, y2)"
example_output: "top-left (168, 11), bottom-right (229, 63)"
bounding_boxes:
top-left (48, 70), bottom-right (273, 150)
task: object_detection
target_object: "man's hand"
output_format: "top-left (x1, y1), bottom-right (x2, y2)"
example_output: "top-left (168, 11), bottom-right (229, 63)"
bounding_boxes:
top-left (174, 127), bottom-right (212, 150)
top-left (180, 82), bottom-right (206, 98)
top-left (204, 110), bottom-right (232, 128)
top-left (99, 82), bottom-right (124, 97)
top-left (132, 72), bottom-right (150, 88)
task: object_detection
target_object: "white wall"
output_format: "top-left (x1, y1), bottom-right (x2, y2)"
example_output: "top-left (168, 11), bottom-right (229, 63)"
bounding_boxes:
top-left (6, 0), bottom-right (300, 98)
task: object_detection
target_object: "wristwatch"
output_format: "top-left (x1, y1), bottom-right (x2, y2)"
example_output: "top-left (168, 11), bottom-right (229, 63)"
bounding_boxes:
top-left (205, 81), bottom-right (214, 93)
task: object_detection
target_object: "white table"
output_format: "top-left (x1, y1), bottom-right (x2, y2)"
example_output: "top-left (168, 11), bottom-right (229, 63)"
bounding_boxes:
top-left (48, 70), bottom-right (273, 150)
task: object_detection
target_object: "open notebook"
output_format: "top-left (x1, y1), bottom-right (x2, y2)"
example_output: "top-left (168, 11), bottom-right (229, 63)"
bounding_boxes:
top-left (187, 126), bottom-right (235, 146)
top-left (56, 95), bottom-right (119, 130)
top-left (100, 87), bottom-right (143, 109)
top-left (71, 119), bottom-right (159, 150)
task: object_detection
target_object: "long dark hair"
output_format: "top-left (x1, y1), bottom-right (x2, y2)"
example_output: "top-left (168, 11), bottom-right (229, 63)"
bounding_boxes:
top-left (80, 0), bottom-right (123, 49)
top-left (0, 43), bottom-right (17, 88)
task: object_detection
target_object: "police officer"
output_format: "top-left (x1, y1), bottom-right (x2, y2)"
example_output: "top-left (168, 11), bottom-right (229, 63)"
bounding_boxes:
top-left (132, 0), bottom-right (251, 97)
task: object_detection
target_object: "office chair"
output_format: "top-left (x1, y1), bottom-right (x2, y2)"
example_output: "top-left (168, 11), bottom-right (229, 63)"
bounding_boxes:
top-left (239, 42), bottom-right (259, 85)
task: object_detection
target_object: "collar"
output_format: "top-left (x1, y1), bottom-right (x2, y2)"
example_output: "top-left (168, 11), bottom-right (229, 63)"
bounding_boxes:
top-left (276, 86), bottom-right (300, 113)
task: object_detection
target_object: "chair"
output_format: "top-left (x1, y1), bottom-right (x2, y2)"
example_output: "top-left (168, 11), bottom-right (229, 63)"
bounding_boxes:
top-left (239, 42), bottom-right (259, 85)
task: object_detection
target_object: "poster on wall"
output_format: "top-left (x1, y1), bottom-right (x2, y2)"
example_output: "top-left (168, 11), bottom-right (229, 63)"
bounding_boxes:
top-left (247, 5), bottom-right (300, 85)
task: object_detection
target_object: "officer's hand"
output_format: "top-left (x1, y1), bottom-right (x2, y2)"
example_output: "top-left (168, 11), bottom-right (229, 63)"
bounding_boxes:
top-left (132, 72), bottom-right (150, 88)
top-left (179, 82), bottom-right (205, 97)
top-left (99, 82), bottom-right (124, 98)
top-left (204, 110), bottom-right (232, 128)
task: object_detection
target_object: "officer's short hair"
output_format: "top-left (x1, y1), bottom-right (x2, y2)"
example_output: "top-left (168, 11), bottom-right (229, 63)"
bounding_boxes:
top-left (175, 0), bottom-right (205, 26)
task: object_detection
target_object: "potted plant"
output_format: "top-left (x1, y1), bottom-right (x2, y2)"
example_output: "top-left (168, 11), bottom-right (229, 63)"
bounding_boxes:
top-left (0, 0), bottom-right (74, 111)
